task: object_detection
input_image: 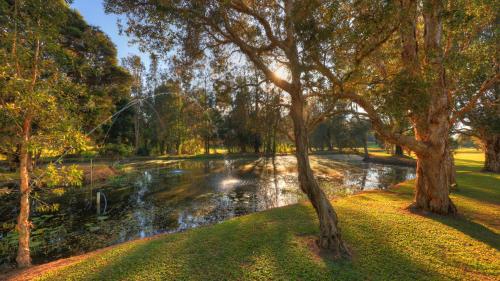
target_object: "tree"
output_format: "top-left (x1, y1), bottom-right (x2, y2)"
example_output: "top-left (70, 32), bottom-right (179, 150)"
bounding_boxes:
top-left (0, 0), bottom-right (88, 267)
top-left (121, 55), bottom-right (145, 153)
top-left (309, 0), bottom-right (498, 214)
top-left (63, 15), bottom-right (133, 144)
top-left (460, 87), bottom-right (499, 172)
top-left (0, 6), bottom-right (132, 167)
top-left (105, 0), bottom-right (350, 256)
top-left (452, 3), bottom-right (499, 173)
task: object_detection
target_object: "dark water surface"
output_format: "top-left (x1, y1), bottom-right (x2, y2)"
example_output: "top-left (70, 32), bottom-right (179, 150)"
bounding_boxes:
top-left (0, 155), bottom-right (414, 267)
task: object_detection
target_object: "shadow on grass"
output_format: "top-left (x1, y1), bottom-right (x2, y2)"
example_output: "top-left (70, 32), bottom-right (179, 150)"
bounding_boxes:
top-left (43, 203), bottom-right (447, 281)
top-left (453, 171), bottom-right (500, 205)
top-left (455, 159), bottom-right (486, 168)
top-left (428, 213), bottom-right (499, 251)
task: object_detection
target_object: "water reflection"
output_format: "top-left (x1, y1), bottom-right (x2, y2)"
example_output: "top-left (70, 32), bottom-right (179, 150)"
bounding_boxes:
top-left (0, 155), bottom-right (415, 265)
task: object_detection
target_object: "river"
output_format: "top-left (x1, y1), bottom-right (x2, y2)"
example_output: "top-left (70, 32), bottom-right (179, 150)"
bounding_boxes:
top-left (0, 154), bottom-right (415, 267)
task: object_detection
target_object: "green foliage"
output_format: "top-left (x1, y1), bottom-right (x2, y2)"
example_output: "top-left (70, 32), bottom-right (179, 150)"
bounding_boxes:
top-left (0, 0), bottom-right (132, 162)
top-left (385, 71), bottom-right (431, 118)
top-left (100, 143), bottom-right (134, 158)
top-left (41, 164), bottom-right (83, 189)
top-left (310, 114), bottom-right (370, 152)
top-left (180, 138), bottom-right (203, 155)
top-left (35, 203), bottom-right (61, 213)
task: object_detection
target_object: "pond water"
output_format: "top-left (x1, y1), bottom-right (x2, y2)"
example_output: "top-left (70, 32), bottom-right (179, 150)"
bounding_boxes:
top-left (0, 154), bottom-right (415, 267)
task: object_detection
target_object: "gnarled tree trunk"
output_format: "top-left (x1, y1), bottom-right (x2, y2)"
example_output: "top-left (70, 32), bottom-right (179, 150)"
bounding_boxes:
top-left (412, 99), bottom-right (457, 214)
top-left (290, 93), bottom-right (349, 257)
top-left (414, 148), bottom-right (457, 214)
top-left (399, 0), bottom-right (457, 215)
top-left (483, 134), bottom-right (500, 173)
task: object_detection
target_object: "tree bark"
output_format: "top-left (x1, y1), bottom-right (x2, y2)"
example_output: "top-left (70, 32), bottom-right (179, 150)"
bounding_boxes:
top-left (398, 0), bottom-right (457, 215)
top-left (16, 116), bottom-right (32, 268)
top-left (414, 148), bottom-right (457, 214)
top-left (483, 134), bottom-right (500, 173)
top-left (290, 93), bottom-right (349, 257)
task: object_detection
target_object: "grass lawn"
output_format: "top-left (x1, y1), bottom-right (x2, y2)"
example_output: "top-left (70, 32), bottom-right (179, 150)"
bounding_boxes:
top-left (8, 149), bottom-right (500, 281)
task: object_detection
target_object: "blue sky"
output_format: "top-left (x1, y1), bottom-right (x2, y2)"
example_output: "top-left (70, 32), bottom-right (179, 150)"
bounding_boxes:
top-left (70, 0), bottom-right (151, 68)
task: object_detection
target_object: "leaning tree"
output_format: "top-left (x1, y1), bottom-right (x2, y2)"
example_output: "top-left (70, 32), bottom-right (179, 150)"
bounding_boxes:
top-left (103, 0), bottom-right (395, 256)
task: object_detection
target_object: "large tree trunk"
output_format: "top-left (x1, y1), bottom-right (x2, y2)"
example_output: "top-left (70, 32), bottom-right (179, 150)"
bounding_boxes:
top-left (483, 134), bottom-right (500, 173)
top-left (16, 117), bottom-right (32, 268)
top-left (397, 0), bottom-right (457, 215)
top-left (414, 146), bottom-right (457, 214)
top-left (290, 94), bottom-right (349, 257)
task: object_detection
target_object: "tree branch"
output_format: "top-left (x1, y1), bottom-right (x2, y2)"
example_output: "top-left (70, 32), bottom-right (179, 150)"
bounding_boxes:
top-left (451, 71), bottom-right (500, 124)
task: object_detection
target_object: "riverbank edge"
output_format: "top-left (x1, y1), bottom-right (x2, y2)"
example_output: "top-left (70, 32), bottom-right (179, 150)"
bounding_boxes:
top-left (1, 150), bottom-right (499, 280)
top-left (0, 187), bottom-right (386, 281)
top-left (0, 150), bottom-right (414, 189)
top-left (0, 152), bottom-right (413, 279)
top-left (363, 155), bottom-right (416, 167)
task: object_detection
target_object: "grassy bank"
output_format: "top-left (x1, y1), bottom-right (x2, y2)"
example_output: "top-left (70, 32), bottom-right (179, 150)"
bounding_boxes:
top-left (5, 150), bottom-right (500, 281)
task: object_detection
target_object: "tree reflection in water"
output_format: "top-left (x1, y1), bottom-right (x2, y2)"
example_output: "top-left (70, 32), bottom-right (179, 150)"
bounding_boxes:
top-left (0, 154), bottom-right (415, 265)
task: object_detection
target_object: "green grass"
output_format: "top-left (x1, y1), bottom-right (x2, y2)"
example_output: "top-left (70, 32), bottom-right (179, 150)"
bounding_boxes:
top-left (16, 150), bottom-right (500, 280)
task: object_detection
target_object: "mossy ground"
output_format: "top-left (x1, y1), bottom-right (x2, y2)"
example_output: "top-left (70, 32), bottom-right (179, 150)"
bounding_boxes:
top-left (7, 149), bottom-right (500, 281)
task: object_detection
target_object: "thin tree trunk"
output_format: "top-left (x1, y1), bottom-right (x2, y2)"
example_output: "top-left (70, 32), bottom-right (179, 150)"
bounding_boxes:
top-left (16, 11), bottom-right (39, 266)
top-left (483, 134), bottom-right (500, 173)
top-left (204, 137), bottom-right (210, 155)
top-left (272, 114), bottom-right (278, 156)
top-left (17, 116), bottom-right (32, 268)
top-left (176, 141), bottom-right (181, 155)
top-left (254, 134), bottom-right (260, 154)
top-left (445, 145), bottom-right (457, 189)
top-left (159, 140), bottom-right (165, 155)
top-left (362, 135), bottom-right (369, 160)
top-left (395, 145), bottom-right (404, 156)
top-left (134, 105), bottom-right (140, 153)
top-left (290, 94), bottom-right (349, 257)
